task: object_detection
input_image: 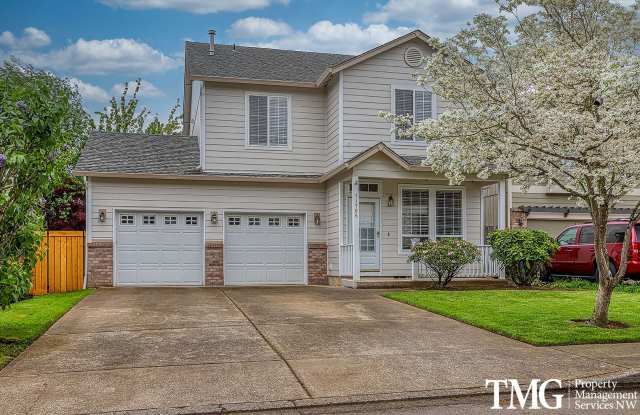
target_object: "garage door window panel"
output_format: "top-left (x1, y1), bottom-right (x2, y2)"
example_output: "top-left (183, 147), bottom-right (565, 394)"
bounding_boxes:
top-left (288, 217), bottom-right (301, 227)
top-left (269, 217), bottom-right (281, 226)
top-left (120, 215), bottom-right (135, 225)
top-left (142, 215), bottom-right (156, 225)
top-left (164, 216), bottom-right (177, 225)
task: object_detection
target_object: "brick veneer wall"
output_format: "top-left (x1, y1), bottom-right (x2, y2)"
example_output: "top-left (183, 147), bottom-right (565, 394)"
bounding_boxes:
top-left (205, 241), bottom-right (224, 286)
top-left (308, 242), bottom-right (328, 285)
top-left (87, 240), bottom-right (113, 287)
top-left (510, 209), bottom-right (528, 228)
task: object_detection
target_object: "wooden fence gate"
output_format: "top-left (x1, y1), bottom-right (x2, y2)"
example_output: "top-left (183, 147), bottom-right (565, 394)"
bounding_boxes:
top-left (31, 231), bottom-right (85, 295)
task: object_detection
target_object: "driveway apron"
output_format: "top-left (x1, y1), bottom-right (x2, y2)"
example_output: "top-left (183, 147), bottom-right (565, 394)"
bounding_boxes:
top-left (0, 286), bottom-right (635, 415)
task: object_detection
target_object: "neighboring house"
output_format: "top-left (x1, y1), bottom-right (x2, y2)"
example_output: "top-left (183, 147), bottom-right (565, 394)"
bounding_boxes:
top-left (76, 30), bottom-right (511, 288)
top-left (509, 185), bottom-right (640, 237)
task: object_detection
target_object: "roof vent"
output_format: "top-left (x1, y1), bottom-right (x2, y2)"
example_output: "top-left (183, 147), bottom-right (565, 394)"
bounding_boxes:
top-left (208, 29), bottom-right (216, 56)
top-left (404, 47), bottom-right (423, 67)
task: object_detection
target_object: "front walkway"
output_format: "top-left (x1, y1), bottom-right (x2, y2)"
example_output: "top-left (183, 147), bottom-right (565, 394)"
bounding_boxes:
top-left (0, 287), bottom-right (637, 414)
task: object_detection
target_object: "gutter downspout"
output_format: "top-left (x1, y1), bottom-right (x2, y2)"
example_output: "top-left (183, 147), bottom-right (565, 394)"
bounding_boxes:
top-left (83, 176), bottom-right (90, 289)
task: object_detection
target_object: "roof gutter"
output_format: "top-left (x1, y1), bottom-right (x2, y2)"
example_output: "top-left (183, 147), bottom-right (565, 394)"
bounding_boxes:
top-left (190, 75), bottom-right (318, 89)
top-left (74, 170), bottom-right (324, 184)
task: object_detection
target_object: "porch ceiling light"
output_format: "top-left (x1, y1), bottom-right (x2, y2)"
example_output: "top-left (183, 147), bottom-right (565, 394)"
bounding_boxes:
top-left (387, 195), bottom-right (394, 207)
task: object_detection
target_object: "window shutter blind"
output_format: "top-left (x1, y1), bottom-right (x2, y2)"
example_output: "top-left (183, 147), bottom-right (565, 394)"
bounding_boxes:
top-left (435, 190), bottom-right (463, 238)
top-left (401, 189), bottom-right (430, 249)
top-left (415, 90), bottom-right (432, 122)
top-left (249, 95), bottom-right (268, 145)
top-left (268, 96), bottom-right (288, 146)
top-left (395, 89), bottom-right (414, 141)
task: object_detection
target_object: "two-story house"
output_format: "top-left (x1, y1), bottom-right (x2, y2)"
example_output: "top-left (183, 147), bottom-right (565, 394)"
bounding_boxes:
top-left (76, 30), bottom-right (509, 288)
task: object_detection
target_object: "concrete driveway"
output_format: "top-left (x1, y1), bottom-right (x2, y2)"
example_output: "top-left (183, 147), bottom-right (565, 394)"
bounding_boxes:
top-left (0, 286), bottom-right (636, 414)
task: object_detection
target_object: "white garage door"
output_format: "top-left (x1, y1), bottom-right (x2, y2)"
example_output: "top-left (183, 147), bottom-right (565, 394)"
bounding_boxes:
top-left (225, 213), bottom-right (305, 284)
top-left (116, 212), bottom-right (203, 285)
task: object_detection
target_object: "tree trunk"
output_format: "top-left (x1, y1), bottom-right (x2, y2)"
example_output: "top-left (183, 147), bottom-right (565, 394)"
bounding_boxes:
top-left (592, 281), bottom-right (613, 327)
top-left (590, 206), bottom-right (615, 327)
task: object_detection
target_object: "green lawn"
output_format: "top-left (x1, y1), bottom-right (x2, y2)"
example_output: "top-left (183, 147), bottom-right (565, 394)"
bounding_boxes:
top-left (385, 289), bottom-right (640, 346)
top-left (0, 290), bottom-right (93, 368)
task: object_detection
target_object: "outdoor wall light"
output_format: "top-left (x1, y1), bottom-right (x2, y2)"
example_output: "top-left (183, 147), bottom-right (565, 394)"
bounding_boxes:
top-left (314, 212), bottom-right (321, 226)
top-left (210, 211), bottom-right (218, 225)
top-left (387, 195), bottom-right (394, 207)
top-left (98, 209), bottom-right (106, 223)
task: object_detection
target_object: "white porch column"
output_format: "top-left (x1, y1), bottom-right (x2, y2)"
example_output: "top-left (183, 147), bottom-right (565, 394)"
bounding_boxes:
top-left (498, 179), bottom-right (507, 230)
top-left (351, 175), bottom-right (360, 282)
top-left (497, 179), bottom-right (507, 279)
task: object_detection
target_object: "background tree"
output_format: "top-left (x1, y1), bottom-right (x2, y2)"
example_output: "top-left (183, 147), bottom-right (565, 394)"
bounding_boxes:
top-left (0, 61), bottom-right (91, 308)
top-left (43, 177), bottom-right (85, 230)
top-left (95, 79), bottom-right (182, 135)
top-left (396, 0), bottom-right (640, 327)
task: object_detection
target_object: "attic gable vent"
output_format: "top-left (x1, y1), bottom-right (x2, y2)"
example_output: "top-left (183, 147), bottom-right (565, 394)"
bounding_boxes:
top-left (404, 47), bottom-right (423, 67)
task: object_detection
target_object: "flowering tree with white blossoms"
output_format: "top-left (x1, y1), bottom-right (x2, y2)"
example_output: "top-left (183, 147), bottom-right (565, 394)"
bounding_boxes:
top-left (395, 0), bottom-right (640, 327)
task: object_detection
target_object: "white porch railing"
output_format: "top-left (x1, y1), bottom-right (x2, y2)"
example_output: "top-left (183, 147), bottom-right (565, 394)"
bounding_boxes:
top-left (411, 245), bottom-right (504, 279)
top-left (340, 243), bottom-right (354, 276)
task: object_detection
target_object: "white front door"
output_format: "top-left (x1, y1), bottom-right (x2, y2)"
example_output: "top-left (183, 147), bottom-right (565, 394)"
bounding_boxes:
top-left (359, 200), bottom-right (380, 270)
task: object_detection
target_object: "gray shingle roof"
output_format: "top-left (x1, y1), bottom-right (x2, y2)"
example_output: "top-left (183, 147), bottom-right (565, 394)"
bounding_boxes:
top-left (75, 132), bottom-right (200, 175)
top-left (185, 42), bottom-right (353, 83)
top-left (401, 155), bottom-right (428, 166)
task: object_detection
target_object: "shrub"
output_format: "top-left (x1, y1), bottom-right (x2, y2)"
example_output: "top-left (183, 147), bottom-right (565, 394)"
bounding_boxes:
top-left (0, 61), bottom-right (91, 309)
top-left (409, 239), bottom-right (480, 288)
top-left (488, 229), bottom-right (559, 286)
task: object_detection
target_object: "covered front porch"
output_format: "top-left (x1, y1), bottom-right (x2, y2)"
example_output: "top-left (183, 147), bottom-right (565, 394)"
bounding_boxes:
top-left (326, 157), bottom-right (508, 288)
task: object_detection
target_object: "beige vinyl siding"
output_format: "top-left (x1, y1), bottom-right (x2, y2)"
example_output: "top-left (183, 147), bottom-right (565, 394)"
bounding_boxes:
top-left (89, 178), bottom-right (327, 243)
top-left (341, 39), bottom-right (450, 161)
top-left (326, 77), bottom-right (340, 170)
top-left (512, 186), bottom-right (640, 209)
top-left (204, 82), bottom-right (327, 175)
top-left (352, 153), bottom-right (443, 180)
top-left (326, 176), bottom-right (341, 275)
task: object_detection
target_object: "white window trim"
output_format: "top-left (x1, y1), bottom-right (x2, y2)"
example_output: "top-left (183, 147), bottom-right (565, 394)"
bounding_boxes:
top-left (390, 82), bottom-right (437, 144)
top-left (244, 91), bottom-right (293, 151)
top-left (397, 184), bottom-right (466, 255)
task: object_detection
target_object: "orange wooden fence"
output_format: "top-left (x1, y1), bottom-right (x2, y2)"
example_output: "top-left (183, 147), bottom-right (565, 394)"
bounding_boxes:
top-left (31, 231), bottom-right (85, 295)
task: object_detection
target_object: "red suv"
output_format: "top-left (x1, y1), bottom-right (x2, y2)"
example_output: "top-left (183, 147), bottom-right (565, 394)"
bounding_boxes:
top-left (549, 221), bottom-right (640, 280)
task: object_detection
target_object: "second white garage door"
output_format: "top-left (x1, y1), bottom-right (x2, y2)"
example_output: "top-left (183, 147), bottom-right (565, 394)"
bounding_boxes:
top-left (224, 213), bottom-right (305, 285)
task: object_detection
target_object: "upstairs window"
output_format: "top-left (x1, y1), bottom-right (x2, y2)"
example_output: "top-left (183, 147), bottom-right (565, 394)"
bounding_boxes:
top-left (394, 88), bottom-right (433, 141)
top-left (247, 94), bottom-right (290, 148)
